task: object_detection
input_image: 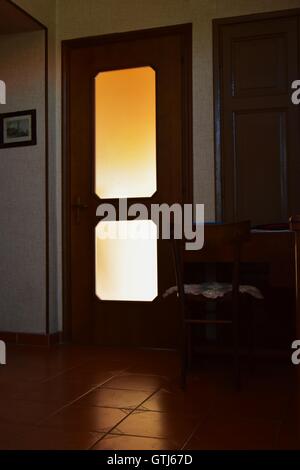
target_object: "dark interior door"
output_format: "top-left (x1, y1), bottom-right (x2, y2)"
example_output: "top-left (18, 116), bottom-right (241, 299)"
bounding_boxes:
top-left (215, 13), bottom-right (300, 224)
top-left (64, 25), bottom-right (192, 347)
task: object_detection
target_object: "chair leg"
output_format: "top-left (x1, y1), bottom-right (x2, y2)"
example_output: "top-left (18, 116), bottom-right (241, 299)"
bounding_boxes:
top-left (233, 324), bottom-right (240, 389)
top-left (181, 324), bottom-right (188, 390)
top-left (187, 324), bottom-right (192, 370)
top-left (233, 305), bottom-right (240, 389)
top-left (181, 343), bottom-right (187, 390)
top-left (248, 297), bottom-right (255, 372)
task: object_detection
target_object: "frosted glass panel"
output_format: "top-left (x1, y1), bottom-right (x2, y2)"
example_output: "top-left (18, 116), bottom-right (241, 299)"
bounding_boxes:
top-left (95, 220), bottom-right (158, 301)
top-left (95, 67), bottom-right (157, 199)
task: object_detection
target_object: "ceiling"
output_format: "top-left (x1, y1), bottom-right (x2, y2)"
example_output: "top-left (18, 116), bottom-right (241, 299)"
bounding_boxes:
top-left (0, 0), bottom-right (44, 34)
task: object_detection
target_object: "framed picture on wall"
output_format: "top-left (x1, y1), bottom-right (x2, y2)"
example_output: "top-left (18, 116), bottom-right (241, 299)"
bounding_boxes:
top-left (0, 110), bottom-right (37, 148)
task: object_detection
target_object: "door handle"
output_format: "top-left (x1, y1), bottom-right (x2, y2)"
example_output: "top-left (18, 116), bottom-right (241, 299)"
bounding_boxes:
top-left (72, 196), bottom-right (88, 224)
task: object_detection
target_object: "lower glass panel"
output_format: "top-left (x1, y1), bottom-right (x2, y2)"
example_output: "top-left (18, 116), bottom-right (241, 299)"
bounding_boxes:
top-left (95, 220), bottom-right (158, 302)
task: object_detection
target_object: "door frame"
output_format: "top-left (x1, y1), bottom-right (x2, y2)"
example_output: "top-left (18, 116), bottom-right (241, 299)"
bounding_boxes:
top-left (61, 24), bottom-right (193, 341)
top-left (213, 7), bottom-right (300, 222)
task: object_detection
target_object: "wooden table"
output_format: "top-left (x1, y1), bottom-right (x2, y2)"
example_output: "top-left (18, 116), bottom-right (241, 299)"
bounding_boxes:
top-left (186, 221), bottom-right (300, 348)
top-left (243, 221), bottom-right (300, 341)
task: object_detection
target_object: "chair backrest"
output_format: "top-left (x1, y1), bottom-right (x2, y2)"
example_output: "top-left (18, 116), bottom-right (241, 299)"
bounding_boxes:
top-left (171, 221), bottom-right (251, 304)
top-left (184, 221), bottom-right (251, 263)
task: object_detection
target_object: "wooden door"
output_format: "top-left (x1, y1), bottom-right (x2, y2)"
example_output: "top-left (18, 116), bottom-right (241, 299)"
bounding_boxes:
top-left (214, 12), bottom-right (300, 224)
top-left (63, 25), bottom-right (192, 347)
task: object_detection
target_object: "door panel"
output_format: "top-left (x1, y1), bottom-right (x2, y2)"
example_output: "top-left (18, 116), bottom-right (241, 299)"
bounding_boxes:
top-left (234, 110), bottom-right (287, 224)
top-left (64, 26), bottom-right (192, 346)
top-left (232, 34), bottom-right (288, 97)
top-left (216, 15), bottom-right (300, 224)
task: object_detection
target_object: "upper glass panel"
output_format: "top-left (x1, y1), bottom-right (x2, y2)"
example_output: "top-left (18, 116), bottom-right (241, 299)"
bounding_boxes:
top-left (95, 66), bottom-right (157, 199)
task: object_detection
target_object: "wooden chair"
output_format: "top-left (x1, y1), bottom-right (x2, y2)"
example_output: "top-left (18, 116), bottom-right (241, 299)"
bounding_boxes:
top-left (170, 221), bottom-right (258, 389)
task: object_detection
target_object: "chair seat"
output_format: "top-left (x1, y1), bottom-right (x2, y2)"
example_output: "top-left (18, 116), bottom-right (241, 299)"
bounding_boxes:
top-left (163, 282), bottom-right (264, 300)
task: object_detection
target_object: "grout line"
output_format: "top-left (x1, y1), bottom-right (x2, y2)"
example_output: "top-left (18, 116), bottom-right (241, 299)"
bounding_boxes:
top-left (39, 357), bottom-right (123, 383)
top-left (34, 368), bottom-right (131, 426)
top-left (88, 387), bottom-right (163, 449)
top-left (180, 396), bottom-right (216, 450)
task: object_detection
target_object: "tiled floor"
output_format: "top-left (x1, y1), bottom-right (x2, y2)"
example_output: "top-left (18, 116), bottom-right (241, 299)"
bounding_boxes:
top-left (0, 344), bottom-right (298, 450)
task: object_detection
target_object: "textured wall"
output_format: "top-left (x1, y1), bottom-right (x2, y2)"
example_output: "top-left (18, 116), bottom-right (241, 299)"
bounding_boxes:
top-left (13, 0), bottom-right (59, 334)
top-left (0, 30), bottom-right (46, 333)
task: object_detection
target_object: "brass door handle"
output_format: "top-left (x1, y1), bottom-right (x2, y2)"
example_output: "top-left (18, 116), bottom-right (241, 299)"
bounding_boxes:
top-left (72, 196), bottom-right (88, 224)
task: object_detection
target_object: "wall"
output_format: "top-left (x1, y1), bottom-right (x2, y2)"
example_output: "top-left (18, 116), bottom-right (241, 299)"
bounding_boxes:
top-left (12, 0), bottom-right (300, 334)
top-left (13, 0), bottom-right (58, 333)
top-left (0, 30), bottom-right (46, 333)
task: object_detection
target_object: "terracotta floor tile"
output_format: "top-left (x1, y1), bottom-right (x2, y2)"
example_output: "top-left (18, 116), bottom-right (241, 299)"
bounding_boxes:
top-left (114, 409), bottom-right (200, 447)
top-left (103, 374), bottom-right (168, 391)
top-left (12, 377), bottom-right (98, 406)
top-left (0, 380), bottom-right (35, 401)
top-left (276, 390), bottom-right (300, 449)
top-left (40, 404), bottom-right (129, 433)
top-left (0, 423), bottom-right (30, 450)
top-left (56, 365), bottom-right (121, 385)
top-left (277, 419), bottom-right (300, 449)
top-left (141, 386), bottom-right (217, 413)
top-left (78, 388), bottom-right (152, 409)
top-left (0, 399), bottom-right (59, 426)
top-left (10, 426), bottom-right (103, 450)
top-left (80, 357), bottom-right (130, 372)
top-left (128, 352), bottom-right (179, 379)
top-left (92, 434), bottom-right (178, 450)
top-left (184, 415), bottom-right (280, 450)
top-left (210, 382), bottom-right (289, 421)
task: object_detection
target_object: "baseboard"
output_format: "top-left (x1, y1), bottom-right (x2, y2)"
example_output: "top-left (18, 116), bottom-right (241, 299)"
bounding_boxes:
top-left (0, 331), bottom-right (62, 346)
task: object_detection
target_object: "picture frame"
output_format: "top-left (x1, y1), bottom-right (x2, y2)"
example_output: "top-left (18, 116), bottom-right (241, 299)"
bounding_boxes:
top-left (0, 109), bottom-right (37, 148)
